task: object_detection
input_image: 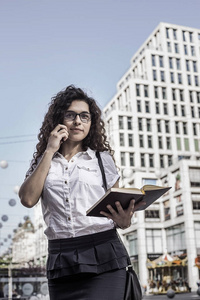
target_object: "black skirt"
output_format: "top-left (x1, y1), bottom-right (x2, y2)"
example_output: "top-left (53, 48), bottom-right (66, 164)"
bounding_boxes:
top-left (47, 228), bottom-right (129, 279)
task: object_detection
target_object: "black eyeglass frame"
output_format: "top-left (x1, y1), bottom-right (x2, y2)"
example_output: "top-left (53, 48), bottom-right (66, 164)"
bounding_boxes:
top-left (64, 111), bottom-right (91, 123)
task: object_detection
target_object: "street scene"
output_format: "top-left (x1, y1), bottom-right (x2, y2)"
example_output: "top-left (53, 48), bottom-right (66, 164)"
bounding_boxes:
top-left (1, 0), bottom-right (200, 299)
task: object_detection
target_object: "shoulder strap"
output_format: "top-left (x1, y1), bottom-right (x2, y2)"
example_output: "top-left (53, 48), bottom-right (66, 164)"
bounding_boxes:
top-left (96, 151), bottom-right (107, 191)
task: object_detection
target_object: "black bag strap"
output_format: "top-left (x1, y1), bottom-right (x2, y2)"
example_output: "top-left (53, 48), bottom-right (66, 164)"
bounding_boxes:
top-left (96, 151), bottom-right (107, 192)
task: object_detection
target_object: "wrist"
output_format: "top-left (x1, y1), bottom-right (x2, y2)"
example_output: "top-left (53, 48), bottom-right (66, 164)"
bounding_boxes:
top-left (114, 222), bottom-right (131, 230)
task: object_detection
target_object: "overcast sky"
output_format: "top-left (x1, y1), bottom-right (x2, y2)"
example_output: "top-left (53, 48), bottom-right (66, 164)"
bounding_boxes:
top-left (0, 0), bottom-right (200, 254)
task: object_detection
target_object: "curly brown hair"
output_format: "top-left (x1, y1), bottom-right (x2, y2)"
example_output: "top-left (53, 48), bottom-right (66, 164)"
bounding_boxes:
top-left (32, 85), bottom-right (114, 168)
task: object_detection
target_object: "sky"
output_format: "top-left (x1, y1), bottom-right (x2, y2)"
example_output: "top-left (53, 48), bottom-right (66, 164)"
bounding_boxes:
top-left (0, 0), bottom-right (200, 255)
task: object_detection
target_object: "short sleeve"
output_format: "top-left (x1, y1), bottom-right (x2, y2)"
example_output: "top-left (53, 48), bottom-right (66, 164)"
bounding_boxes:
top-left (100, 151), bottom-right (120, 189)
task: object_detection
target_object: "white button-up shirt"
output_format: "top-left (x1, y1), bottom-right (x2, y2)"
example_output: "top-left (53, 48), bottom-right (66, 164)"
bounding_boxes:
top-left (26, 148), bottom-right (119, 240)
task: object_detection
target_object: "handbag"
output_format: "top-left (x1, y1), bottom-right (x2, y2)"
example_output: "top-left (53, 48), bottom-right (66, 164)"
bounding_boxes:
top-left (96, 151), bottom-right (143, 300)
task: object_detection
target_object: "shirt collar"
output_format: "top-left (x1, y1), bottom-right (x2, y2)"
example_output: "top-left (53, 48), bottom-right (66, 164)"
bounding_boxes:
top-left (54, 147), bottom-right (96, 160)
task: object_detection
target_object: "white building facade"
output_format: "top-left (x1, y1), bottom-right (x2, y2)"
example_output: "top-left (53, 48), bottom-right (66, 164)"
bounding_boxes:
top-left (103, 22), bottom-right (200, 290)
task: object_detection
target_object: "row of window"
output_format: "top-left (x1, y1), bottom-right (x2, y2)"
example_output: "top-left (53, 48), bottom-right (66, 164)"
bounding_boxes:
top-left (120, 141), bottom-right (199, 168)
top-left (166, 28), bottom-right (196, 43)
top-left (137, 99), bottom-right (200, 118)
top-left (152, 55), bottom-right (198, 73)
top-left (167, 41), bottom-right (196, 56)
top-left (136, 84), bottom-right (200, 104)
top-left (127, 222), bottom-right (200, 255)
top-left (152, 69), bottom-right (199, 86)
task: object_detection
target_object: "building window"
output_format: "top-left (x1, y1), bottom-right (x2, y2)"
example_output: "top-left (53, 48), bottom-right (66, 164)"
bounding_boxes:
top-left (157, 120), bottom-right (161, 132)
top-left (127, 231), bottom-right (138, 256)
top-left (152, 55), bottom-right (156, 66)
top-left (179, 89), bottom-right (184, 101)
top-left (168, 155), bottom-right (172, 166)
top-left (166, 28), bottom-right (169, 39)
top-left (167, 41), bottom-right (171, 52)
top-left (141, 153), bottom-right (145, 167)
top-left (129, 153), bottom-right (134, 166)
top-left (146, 119), bottom-right (151, 131)
top-left (194, 139), bottom-right (199, 152)
top-left (159, 56), bottom-right (164, 67)
top-left (181, 105), bottom-right (185, 116)
top-left (170, 72), bottom-right (174, 83)
top-left (145, 101), bottom-right (150, 113)
top-left (147, 135), bottom-right (153, 148)
top-left (120, 152), bottom-right (126, 166)
top-left (165, 120), bottom-right (170, 133)
top-left (173, 104), bottom-right (178, 116)
top-left (119, 133), bottom-right (125, 146)
top-left (187, 74), bottom-right (191, 85)
top-left (174, 43), bottom-right (179, 54)
top-left (162, 87), bottom-right (167, 99)
top-left (149, 154), bottom-right (154, 167)
top-left (164, 200), bottom-right (170, 220)
top-left (137, 100), bottom-right (141, 112)
top-left (118, 116), bottom-right (124, 129)
top-left (173, 29), bottom-right (177, 40)
top-left (186, 60), bottom-right (190, 71)
top-left (184, 44), bottom-right (188, 55)
top-left (182, 31), bottom-right (186, 41)
top-left (199, 107), bottom-right (200, 118)
top-left (153, 70), bottom-right (157, 81)
top-left (166, 224), bottom-right (186, 252)
top-left (160, 154), bottom-right (164, 168)
top-left (176, 58), bottom-right (181, 70)
top-left (144, 85), bottom-right (149, 97)
top-left (197, 92), bottom-right (200, 103)
top-left (160, 71), bottom-right (165, 82)
top-left (128, 134), bottom-right (134, 146)
top-left (176, 137), bottom-right (181, 150)
top-left (163, 103), bottom-right (168, 115)
top-left (189, 91), bottom-right (193, 102)
top-left (155, 102), bottom-right (160, 114)
top-left (169, 57), bottom-right (173, 69)
top-left (138, 118), bottom-right (143, 131)
top-left (183, 122), bottom-right (187, 135)
top-left (136, 84), bottom-right (140, 96)
top-left (154, 86), bottom-right (159, 98)
top-left (166, 137), bottom-right (171, 149)
top-left (184, 138), bottom-right (190, 151)
top-left (189, 32), bottom-right (193, 43)
top-left (195, 76), bottom-right (199, 86)
top-left (172, 88), bottom-right (176, 100)
top-left (193, 123), bottom-right (197, 135)
top-left (145, 210), bottom-right (160, 219)
top-left (191, 46), bottom-right (195, 56)
top-left (178, 73), bottom-right (182, 84)
top-left (158, 136), bottom-right (163, 149)
top-left (139, 135), bottom-right (144, 147)
top-left (175, 121), bottom-right (179, 134)
top-left (193, 61), bottom-right (198, 73)
top-left (127, 117), bottom-right (132, 130)
top-left (191, 106), bottom-right (195, 118)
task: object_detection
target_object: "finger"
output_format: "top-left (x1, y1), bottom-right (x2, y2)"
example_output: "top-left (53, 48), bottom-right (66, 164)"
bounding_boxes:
top-left (115, 201), bottom-right (124, 214)
top-left (52, 124), bottom-right (68, 133)
top-left (106, 205), bottom-right (118, 217)
top-left (100, 211), bottom-right (113, 219)
top-left (127, 199), bottom-right (135, 213)
top-left (134, 200), bottom-right (146, 211)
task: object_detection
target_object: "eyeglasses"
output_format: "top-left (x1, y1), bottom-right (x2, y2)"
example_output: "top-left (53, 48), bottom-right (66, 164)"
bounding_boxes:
top-left (64, 111), bottom-right (91, 123)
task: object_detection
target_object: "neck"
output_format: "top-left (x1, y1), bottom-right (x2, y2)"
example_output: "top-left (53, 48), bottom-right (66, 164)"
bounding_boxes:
top-left (60, 141), bottom-right (84, 161)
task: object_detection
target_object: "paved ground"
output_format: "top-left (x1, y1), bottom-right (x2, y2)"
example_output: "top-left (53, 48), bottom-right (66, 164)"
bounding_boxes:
top-left (143, 291), bottom-right (200, 300)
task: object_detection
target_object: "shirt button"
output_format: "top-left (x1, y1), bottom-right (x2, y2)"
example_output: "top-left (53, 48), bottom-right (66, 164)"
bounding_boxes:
top-left (65, 167), bottom-right (68, 170)
top-left (68, 217), bottom-right (71, 221)
top-left (66, 198), bottom-right (69, 202)
top-left (65, 180), bottom-right (67, 184)
top-left (71, 159), bottom-right (74, 163)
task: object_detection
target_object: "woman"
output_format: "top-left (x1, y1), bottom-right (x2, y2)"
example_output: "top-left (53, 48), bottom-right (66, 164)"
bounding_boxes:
top-left (19, 85), bottom-right (139, 300)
